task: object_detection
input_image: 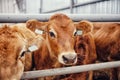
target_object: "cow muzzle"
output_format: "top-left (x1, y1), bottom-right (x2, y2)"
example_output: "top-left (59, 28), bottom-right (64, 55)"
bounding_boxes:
top-left (58, 52), bottom-right (77, 65)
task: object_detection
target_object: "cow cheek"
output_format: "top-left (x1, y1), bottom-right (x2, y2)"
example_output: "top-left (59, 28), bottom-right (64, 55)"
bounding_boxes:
top-left (10, 59), bottom-right (24, 80)
top-left (49, 39), bottom-right (60, 57)
top-left (16, 59), bottom-right (24, 79)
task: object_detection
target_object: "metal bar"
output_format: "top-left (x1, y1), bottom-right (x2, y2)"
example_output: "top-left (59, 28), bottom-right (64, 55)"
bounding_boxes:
top-left (39, 0), bottom-right (43, 13)
top-left (42, 0), bottom-right (109, 13)
top-left (0, 14), bottom-right (120, 23)
top-left (21, 61), bottom-right (120, 79)
top-left (70, 0), bottom-right (74, 13)
top-left (74, 0), bottom-right (109, 8)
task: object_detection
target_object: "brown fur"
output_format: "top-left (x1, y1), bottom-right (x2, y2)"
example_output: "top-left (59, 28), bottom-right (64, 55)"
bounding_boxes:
top-left (0, 25), bottom-right (26, 80)
top-left (75, 20), bottom-right (93, 34)
top-left (93, 22), bottom-right (120, 61)
top-left (92, 22), bottom-right (120, 80)
top-left (0, 24), bottom-right (42, 80)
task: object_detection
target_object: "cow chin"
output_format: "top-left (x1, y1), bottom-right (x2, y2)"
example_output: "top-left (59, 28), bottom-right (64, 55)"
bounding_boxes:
top-left (58, 52), bottom-right (77, 65)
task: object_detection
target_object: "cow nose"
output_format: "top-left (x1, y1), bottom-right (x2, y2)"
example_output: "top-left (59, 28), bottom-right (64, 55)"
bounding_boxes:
top-left (62, 54), bottom-right (77, 65)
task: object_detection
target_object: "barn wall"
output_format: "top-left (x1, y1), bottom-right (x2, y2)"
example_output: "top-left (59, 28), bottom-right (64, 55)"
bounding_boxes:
top-left (0, 0), bottom-right (119, 14)
top-left (41, 0), bottom-right (120, 14)
top-left (0, 0), bottom-right (19, 13)
top-left (75, 0), bottom-right (120, 14)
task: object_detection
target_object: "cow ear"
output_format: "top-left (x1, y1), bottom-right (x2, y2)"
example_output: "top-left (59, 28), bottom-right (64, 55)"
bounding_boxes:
top-left (26, 19), bottom-right (48, 35)
top-left (75, 20), bottom-right (93, 34)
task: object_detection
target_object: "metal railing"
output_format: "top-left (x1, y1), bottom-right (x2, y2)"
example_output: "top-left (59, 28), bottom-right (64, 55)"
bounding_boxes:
top-left (0, 14), bottom-right (120, 23)
top-left (21, 61), bottom-right (120, 79)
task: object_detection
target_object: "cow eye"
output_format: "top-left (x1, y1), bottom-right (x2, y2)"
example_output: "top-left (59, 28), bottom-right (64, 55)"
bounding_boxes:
top-left (49, 32), bottom-right (55, 38)
top-left (20, 51), bottom-right (26, 57)
top-left (74, 31), bottom-right (77, 36)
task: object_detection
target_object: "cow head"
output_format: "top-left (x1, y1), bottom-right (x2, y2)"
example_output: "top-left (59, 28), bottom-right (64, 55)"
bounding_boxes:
top-left (27, 14), bottom-right (84, 65)
top-left (0, 25), bottom-right (41, 80)
top-left (74, 20), bottom-right (96, 64)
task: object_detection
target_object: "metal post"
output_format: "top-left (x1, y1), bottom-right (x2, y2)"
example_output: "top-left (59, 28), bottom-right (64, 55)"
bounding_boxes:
top-left (39, 0), bottom-right (43, 13)
top-left (42, 0), bottom-right (109, 13)
top-left (70, 0), bottom-right (74, 13)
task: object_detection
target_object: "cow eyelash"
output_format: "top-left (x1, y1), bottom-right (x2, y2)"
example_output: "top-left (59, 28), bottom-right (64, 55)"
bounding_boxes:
top-left (49, 32), bottom-right (55, 38)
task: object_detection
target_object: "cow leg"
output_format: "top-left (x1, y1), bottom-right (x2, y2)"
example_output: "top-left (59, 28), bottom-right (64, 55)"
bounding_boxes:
top-left (117, 67), bottom-right (120, 80)
top-left (69, 72), bottom-right (88, 80)
top-left (88, 71), bottom-right (93, 80)
top-left (117, 68), bottom-right (120, 80)
top-left (37, 77), bottom-right (45, 80)
top-left (93, 68), bottom-right (118, 80)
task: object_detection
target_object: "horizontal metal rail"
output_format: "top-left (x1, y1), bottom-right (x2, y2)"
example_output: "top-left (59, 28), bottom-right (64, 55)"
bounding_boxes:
top-left (21, 61), bottom-right (120, 79)
top-left (0, 14), bottom-right (120, 23)
top-left (42, 0), bottom-right (109, 13)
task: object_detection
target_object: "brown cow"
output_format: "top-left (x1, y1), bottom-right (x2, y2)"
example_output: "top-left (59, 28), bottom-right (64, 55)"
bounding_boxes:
top-left (77, 22), bottom-right (120, 80)
top-left (74, 21), bottom-right (120, 80)
top-left (93, 22), bottom-right (120, 62)
top-left (55, 20), bottom-right (97, 80)
top-left (92, 22), bottom-right (120, 80)
top-left (0, 24), bottom-right (42, 80)
top-left (26, 14), bottom-right (96, 80)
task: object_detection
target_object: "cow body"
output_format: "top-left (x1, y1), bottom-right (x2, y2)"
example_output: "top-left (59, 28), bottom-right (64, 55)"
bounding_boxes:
top-left (92, 22), bottom-right (120, 80)
top-left (93, 22), bottom-right (120, 61)
top-left (0, 24), bottom-right (42, 80)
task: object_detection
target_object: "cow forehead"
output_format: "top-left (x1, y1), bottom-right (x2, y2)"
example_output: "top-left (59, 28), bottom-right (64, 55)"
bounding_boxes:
top-left (48, 22), bottom-right (76, 33)
top-left (48, 14), bottom-right (76, 32)
top-left (0, 36), bottom-right (25, 54)
top-left (0, 30), bottom-right (26, 60)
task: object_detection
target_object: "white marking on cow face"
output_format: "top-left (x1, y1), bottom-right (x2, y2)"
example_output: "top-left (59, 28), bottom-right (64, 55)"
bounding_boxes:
top-left (58, 51), bottom-right (77, 65)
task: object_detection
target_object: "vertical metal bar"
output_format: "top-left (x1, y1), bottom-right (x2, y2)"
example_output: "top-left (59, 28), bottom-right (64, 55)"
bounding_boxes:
top-left (1, 0), bottom-right (3, 13)
top-left (24, 0), bottom-right (26, 13)
top-left (0, 0), bottom-right (1, 13)
top-left (117, 0), bottom-right (120, 14)
top-left (75, 0), bottom-right (78, 13)
top-left (39, 0), bottom-right (43, 13)
top-left (70, 0), bottom-right (74, 14)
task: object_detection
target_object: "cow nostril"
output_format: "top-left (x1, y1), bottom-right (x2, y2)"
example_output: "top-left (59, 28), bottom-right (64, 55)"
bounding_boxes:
top-left (73, 56), bottom-right (77, 61)
top-left (62, 55), bottom-right (68, 63)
